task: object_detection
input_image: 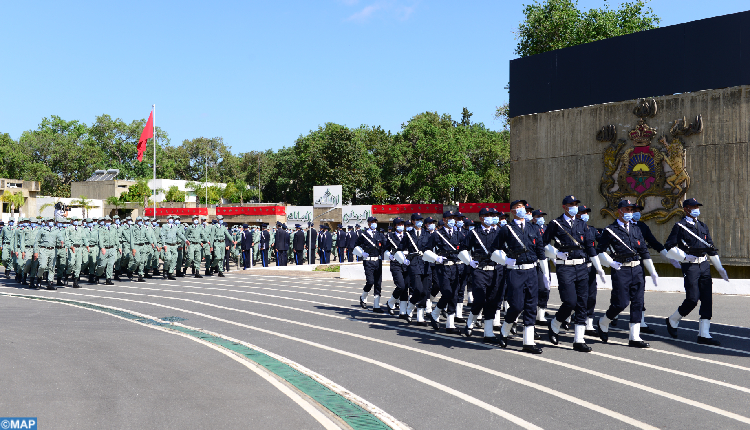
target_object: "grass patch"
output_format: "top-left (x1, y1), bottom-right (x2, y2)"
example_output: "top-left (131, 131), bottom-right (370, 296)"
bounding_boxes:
top-left (314, 265), bottom-right (341, 272)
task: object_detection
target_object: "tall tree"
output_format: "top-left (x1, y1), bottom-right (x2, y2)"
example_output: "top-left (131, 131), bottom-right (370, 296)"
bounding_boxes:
top-left (515, 0), bottom-right (660, 58)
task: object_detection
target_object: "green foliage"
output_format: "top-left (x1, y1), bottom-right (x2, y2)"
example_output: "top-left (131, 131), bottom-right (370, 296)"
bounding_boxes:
top-left (164, 185), bottom-right (187, 203)
top-left (71, 195), bottom-right (95, 219)
top-left (187, 182), bottom-right (223, 205)
top-left (0, 191), bottom-right (25, 213)
top-left (515, 0), bottom-right (660, 57)
top-left (119, 179), bottom-right (152, 205)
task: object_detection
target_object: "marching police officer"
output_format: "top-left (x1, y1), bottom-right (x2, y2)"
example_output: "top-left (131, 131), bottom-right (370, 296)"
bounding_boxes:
top-left (383, 218), bottom-right (409, 316)
top-left (426, 211), bottom-right (462, 333)
top-left (357, 216), bottom-right (384, 311)
top-left (274, 224), bottom-right (290, 266)
top-left (544, 196), bottom-right (603, 352)
top-left (595, 199), bottom-right (659, 348)
top-left (664, 198), bottom-right (728, 345)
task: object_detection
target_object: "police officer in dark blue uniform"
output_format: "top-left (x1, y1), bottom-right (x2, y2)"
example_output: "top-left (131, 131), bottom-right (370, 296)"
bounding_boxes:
top-left (544, 196), bottom-right (603, 352)
top-left (462, 208), bottom-right (503, 343)
top-left (664, 198), bottom-right (728, 345)
top-left (531, 209), bottom-right (550, 325)
top-left (337, 225), bottom-right (348, 263)
top-left (258, 223), bottom-right (271, 267)
top-left (317, 225), bottom-right (332, 264)
top-left (384, 218), bottom-right (410, 316)
top-left (490, 200), bottom-right (546, 354)
top-left (274, 224), bottom-right (290, 266)
top-left (575, 205), bottom-right (601, 336)
top-left (399, 213), bottom-right (429, 324)
top-left (357, 216), bottom-right (385, 312)
top-left (595, 199), bottom-right (659, 348)
top-left (346, 226), bottom-right (357, 262)
top-left (452, 212), bottom-right (470, 323)
top-left (426, 211), bottom-right (463, 334)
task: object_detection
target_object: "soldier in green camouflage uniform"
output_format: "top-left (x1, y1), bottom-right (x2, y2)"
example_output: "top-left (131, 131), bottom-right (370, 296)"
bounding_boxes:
top-left (209, 215), bottom-right (234, 277)
top-left (54, 219), bottom-right (69, 286)
top-left (21, 218), bottom-right (39, 286)
top-left (34, 217), bottom-right (64, 290)
top-left (1, 219), bottom-right (16, 278)
top-left (65, 217), bottom-right (86, 288)
top-left (95, 216), bottom-right (119, 285)
top-left (160, 215), bottom-right (186, 280)
top-left (127, 216), bottom-right (149, 282)
top-left (184, 215), bottom-right (205, 278)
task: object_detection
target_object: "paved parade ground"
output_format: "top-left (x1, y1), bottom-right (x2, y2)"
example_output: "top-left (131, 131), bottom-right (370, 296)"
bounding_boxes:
top-left (2, 272), bottom-right (749, 429)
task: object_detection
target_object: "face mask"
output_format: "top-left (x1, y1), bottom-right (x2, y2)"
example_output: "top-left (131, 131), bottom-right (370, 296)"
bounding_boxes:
top-left (152, 222), bottom-right (158, 226)
top-left (415, 221), bottom-right (423, 228)
top-left (580, 214), bottom-right (590, 223)
top-left (115, 220), bottom-right (121, 225)
top-left (219, 220), bottom-right (224, 224)
top-left (523, 213), bottom-right (533, 222)
top-left (406, 226), bottom-right (413, 231)
top-left (536, 217), bottom-right (545, 226)
top-left (48, 222), bottom-right (55, 227)
top-left (99, 221), bottom-right (104, 226)
top-left (568, 206), bottom-right (579, 216)
top-left (176, 221), bottom-right (181, 225)
top-left (632, 212), bottom-right (641, 222)
top-left (370, 223), bottom-right (377, 230)
top-left (514, 208), bottom-right (525, 217)
top-left (447, 219), bottom-right (456, 228)
top-left (457, 220), bottom-right (464, 228)
top-left (395, 226), bottom-right (404, 232)
top-left (57, 223), bottom-right (62, 228)
top-left (468, 226), bottom-right (475, 230)
top-left (168, 219), bottom-right (174, 224)
top-left (194, 220), bottom-right (199, 224)
top-left (86, 223), bottom-right (92, 227)
top-left (622, 212), bottom-right (633, 222)
top-left (106, 222), bottom-right (112, 226)
top-left (8, 222), bottom-right (13, 226)
top-left (427, 223), bottom-right (436, 231)
top-left (500, 219), bottom-right (507, 226)
top-left (73, 221), bottom-right (78, 226)
top-left (690, 208), bottom-right (700, 218)
top-left (492, 216), bottom-right (500, 225)
top-left (128, 221), bottom-right (133, 225)
top-left (483, 217), bottom-right (493, 225)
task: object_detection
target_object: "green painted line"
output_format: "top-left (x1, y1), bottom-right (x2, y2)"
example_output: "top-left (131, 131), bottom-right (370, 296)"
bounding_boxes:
top-left (1, 293), bottom-right (392, 430)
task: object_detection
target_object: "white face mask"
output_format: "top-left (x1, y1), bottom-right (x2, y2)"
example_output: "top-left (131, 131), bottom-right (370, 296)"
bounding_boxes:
top-left (48, 222), bottom-right (55, 227)
top-left (128, 221), bottom-right (134, 225)
top-left (427, 223), bottom-right (436, 231)
top-left (514, 207), bottom-right (526, 217)
top-left (395, 225), bottom-right (404, 232)
top-left (415, 221), bottom-right (423, 228)
top-left (194, 220), bottom-right (199, 224)
top-left (370, 223), bottom-right (377, 230)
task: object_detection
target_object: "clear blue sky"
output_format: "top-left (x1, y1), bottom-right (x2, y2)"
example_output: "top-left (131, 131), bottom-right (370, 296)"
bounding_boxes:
top-left (1, 1), bottom-right (746, 153)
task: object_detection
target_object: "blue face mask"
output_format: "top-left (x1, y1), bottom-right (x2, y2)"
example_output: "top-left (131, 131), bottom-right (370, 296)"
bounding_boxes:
top-left (580, 214), bottom-right (590, 223)
top-left (690, 208), bottom-right (700, 218)
top-left (370, 223), bottom-right (377, 230)
top-left (514, 208), bottom-right (526, 217)
top-left (194, 220), bottom-right (199, 224)
top-left (468, 226), bottom-right (475, 230)
top-left (447, 219), bottom-right (456, 228)
top-left (415, 221), bottom-right (423, 228)
top-left (500, 219), bottom-right (507, 226)
top-left (523, 213), bottom-right (533, 222)
top-left (568, 206), bottom-right (579, 216)
top-left (168, 219), bottom-right (174, 224)
top-left (138, 221), bottom-right (144, 226)
top-left (456, 220), bottom-right (464, 228)
top-left (491, 216), bottom-right (499, 225)
top-left (406, 226), bottom-right (413, 231)
top-left (483, 217), bottom-right (493, 226)
top-left (536, 217), bottom-right (545, 226)
top-left (115, 220), bottom-right (121, 225)
top-left (632, 212), bottom-right (641, 222)
top-left (623, 212), bottom-right (633, 222)
top-left (427, 223), bottom-right (436, 231)
top-left (395, 225), bottom-right (404, 232)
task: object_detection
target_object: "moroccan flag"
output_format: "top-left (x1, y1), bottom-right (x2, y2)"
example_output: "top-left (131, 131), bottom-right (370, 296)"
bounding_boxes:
top-left (137, 110), bottom-right (154, 162)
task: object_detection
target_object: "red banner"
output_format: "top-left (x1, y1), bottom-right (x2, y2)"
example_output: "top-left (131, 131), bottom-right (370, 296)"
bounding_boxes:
top-left (459, 203), bottom-right (510, 213)
top-left (144, 207), bottom-right (208, 217)
top-left (371, 204), bottom-right (443, 214)
top-left (216, 206), bottom-right (286, 216)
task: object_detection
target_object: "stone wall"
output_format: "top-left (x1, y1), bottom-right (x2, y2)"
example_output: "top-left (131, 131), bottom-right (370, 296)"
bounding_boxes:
top-left (510, 85), bottom-right (750, 268)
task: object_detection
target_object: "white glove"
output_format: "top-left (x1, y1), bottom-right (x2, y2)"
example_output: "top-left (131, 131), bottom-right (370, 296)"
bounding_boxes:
top-left (684, 254), bottom-right (698, 263)
top-left (719, 268), bottom-right (729, 282)
top-left (435, 256), bottom-right (444, 264)
top-left (469, 260), bottom-right (478, 269)
top-left (670, 259), bottom-right (682, 269)
top-left (404, 258), bottom-right (410, 266)
top-left (389, 254), bottom-right (395, 261)
top-left (556, 251), bottom-right (568, 260)
top-left (543, 276), bottom-right (551, 289)
top-left (505, 257), bottom-right (516, 267)
top-left (609, 261), bottom-right (622, 270)
top-left (361, 251), bottom-right (369, 259)
top-left (597, 270), bottom-right (606, 284)
top-left (651, 274), bottom-right (659, 286)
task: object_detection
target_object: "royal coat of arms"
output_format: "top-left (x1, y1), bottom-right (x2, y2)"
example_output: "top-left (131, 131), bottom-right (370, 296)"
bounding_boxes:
top-left (598, 98), bottom-right (702, 223)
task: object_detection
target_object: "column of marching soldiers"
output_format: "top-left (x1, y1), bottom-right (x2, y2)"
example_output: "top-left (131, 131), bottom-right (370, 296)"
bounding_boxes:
top-left (0, 214), bottom-right (262, 289)
top-left (350, 195), bottom-right (730, 354)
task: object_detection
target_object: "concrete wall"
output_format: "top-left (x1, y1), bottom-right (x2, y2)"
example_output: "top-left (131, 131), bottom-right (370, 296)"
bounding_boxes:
top-left (71, 180), bottom-right (135, 201)
top-left (510, 85), bottom-right (750, 268)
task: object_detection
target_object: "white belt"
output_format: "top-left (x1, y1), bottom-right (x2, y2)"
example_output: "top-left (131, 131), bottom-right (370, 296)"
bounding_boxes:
top-left (440, 261), bottom-right (455, 266)
top-left (586, 263), bottom-right (592, 268)
top-left (478, 265), bottom-right (495, 271)
top-left (685, 255), bottom-right (708, 264)
top-left (554, 258), bottom-right (586, 266)
top-left (363, 256), bottom-right (381, 261)
top-left (621, 260), bottom-right (640, 267)
top-left (455, 261), bottom-right (464, 265)
top-left (506, 263), bottom-right (536, 270)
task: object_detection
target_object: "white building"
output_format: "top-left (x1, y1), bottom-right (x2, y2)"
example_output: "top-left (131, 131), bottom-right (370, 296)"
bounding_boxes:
top-left (148, 179), bottom-right (226, 203)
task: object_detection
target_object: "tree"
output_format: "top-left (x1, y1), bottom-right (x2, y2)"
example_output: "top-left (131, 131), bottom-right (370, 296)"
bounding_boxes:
top-left (187, 182), bottom-right (222, 205)
top-left (164, 185), bottom-right (187, 203)
top-left (515, 0), bottom-right (660, 58)
top-left (71, 196), bottom-right (95, 219)
top-left (119, 180), bottom-right (152, 205)
top-left (0, 191), bottom-right (25, 215)
top-left (105, 195), bottom-right (125, 217)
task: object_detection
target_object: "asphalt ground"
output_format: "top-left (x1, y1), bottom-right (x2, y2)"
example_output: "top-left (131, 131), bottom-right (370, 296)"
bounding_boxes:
top-left (1, 271), bottom-right (749, 429)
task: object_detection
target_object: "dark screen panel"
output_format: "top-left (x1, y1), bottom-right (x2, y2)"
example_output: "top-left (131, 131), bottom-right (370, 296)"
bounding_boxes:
top-left (509, 10), bottom-right (750, 117)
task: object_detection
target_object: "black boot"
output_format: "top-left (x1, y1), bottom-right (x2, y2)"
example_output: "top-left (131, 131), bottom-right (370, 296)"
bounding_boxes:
top-left (46, 279), bottom-right (57, 290)
top-left (153, 268), bottom-right (160, 276)
top-left (218, 272), bottom-right (225, 277)
top-left (136, 274), bottom-right (145, 282)
top-left (21, 274), bottom-right (28, 285)
top-left (168, 273), bottom-right (177, 280)
top-left (63, 275), bottom-right (69, 286)
top-left (73, 277), bottom-right (80, 288)
top-left (176, 269), bottom-right (184, 277)
top-left (89, 275), bottom-right (94, 284)
top-left (144, 271), bottom-right (152, 278)
top-left (4, 269), bottom-right (9, 279)
top-left (94, 276), bottom-right (99, 284)
top-left (114, 271), bottom-right (121, 281)
top-left (204, 268), bottom-right (212, 277)
top-left (105, 278), bottom-right (114, 285)
top-left (56, 277), bottom-right (64, 286)
top-left (127, 271), bottom-right (133, 280)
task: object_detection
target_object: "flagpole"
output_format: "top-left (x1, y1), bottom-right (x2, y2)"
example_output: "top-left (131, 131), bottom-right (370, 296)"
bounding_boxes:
top-left (153, 104), bottom-right (156, 219)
